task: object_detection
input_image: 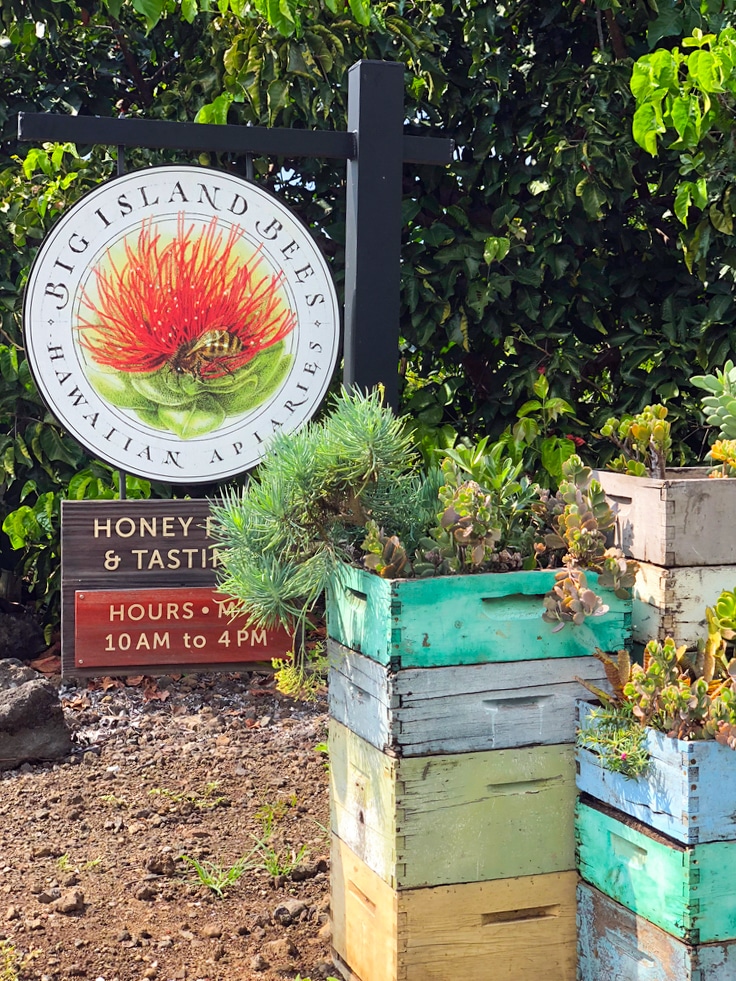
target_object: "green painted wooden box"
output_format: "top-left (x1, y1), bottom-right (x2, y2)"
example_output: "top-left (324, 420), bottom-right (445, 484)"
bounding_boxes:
top-left (330, 718), bottom-right (577, 890)
top-left (576, 798), bottom-right (736, 944)
top-left (578, 881), bottom-right (736, 981)
top-left (326, 565), bottom-right (632, 669)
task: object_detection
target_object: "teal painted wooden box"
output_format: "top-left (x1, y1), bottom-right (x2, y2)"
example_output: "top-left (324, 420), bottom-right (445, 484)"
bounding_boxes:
top-left (576, 798), bottom-right (736, 944)
top-left (326, 565), bottom-right (632, 669)
top-left (578, 881), bottom-right (736, 981)
top-left (577, 702), bottom-right (736, 845)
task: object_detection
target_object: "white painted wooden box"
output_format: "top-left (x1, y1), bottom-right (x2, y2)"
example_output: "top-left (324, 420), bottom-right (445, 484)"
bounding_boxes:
top-left (631, 562), bottom-right (736, 649)
top-left (328, 639), bottom-right (608, 755)
top-left (576, 701), bottom-right (736, 844)
top-left (594, 468), bottom-right (736, 567)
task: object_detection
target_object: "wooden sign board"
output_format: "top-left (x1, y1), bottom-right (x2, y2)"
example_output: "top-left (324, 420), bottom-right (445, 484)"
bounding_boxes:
top-left (61, 499), bottom-right (291, 676)
top-left (74, 587), bottom-right (291, 671)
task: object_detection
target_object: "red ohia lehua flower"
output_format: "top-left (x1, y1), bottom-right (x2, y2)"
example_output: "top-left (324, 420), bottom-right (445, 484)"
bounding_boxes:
top-left (75, 214), bottom-right (296, 379)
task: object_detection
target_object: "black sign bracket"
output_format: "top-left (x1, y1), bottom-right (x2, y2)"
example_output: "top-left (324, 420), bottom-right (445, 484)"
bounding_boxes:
top-left (18, 59), bottom-right (454, 410)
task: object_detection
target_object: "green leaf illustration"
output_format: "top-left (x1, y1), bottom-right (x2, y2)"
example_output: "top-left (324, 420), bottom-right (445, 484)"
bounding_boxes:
top-left (158, 395), bottom-right (226, 439)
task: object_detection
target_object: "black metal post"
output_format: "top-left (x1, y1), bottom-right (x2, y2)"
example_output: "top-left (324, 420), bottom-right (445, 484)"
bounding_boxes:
top-left (116, 143), bottom-right (127, 501)
top-left (343, 61), bottom-right (405, 411)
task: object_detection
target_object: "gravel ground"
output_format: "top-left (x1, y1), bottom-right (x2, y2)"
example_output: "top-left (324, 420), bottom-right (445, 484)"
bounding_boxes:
top-left (0, 669), bottom-right (333, 981)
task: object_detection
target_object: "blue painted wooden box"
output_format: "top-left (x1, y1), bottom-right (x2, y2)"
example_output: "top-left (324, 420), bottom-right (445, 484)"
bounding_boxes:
top-left (576, 798), bottom-right (736, 945)
top-left (578, 881), bottom-right (736, 981)
top-left (326, 565), bottom-right (632, 670)
top-left (576, 701), bottom-right (736, 845)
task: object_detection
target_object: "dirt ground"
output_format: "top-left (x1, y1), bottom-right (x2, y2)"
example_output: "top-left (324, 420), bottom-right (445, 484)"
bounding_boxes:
top-left (0, 669), bottom-right (334, 981)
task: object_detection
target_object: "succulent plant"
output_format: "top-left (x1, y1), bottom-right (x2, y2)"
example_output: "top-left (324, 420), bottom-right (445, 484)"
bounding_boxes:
top-left (597, 547), bottom-right (639, 599)
top-left (692, 360), bottom-right (736, 442)
top-left (542, 567), bottom-right (609, 631)
top-left (361, 521), bottom-right (411, 579)
top-left (411, 537), bottom-right (458, 578)
top-left (578, 588), bottom-right (736, 773)
top-left (707, 439), bottom-right (736, 477)
top-left (434, 480), bottom-right (503, 571)
top-left (600, 404), bottom-right (671, 479)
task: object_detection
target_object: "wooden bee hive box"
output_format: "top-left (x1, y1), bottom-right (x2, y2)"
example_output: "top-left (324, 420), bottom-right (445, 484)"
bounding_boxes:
top-left (578, 880), bottom-right (736, 981)
top-left (331, 834), bottom-right (577, 981)
top-left (329, 641), bottom-right (609, 756)
top-left (576, 798), bottom-right (736, 945)
top-left (576, 701), bottom-right (736, 845)
top-left (594, 468), bottom-right (736, 568)
top-left (326, 565), bottom-right (632, 670)
top-left (330, 719), bottom-right (577, 889)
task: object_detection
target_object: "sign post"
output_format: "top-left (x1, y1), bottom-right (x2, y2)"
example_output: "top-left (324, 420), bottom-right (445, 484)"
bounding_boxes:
top-left (18, 60), bottom-right (454, 406)
top-left (18, 60), bottom-right (453, 676)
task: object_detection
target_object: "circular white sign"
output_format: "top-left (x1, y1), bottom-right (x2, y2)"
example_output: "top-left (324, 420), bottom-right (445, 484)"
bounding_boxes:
top-left (24, 165), bottom-right (340, 483)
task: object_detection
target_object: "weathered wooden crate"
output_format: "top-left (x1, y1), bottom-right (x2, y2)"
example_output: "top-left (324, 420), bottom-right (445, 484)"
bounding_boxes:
top-left (576, 797), bottom-right (736, 944)
top-left (325, 565), bottom-right (631, 670)
top-left (330, 719), bottom-right (576, 889)
top-left (578, 881), bottom-right (736, 981)
top-left (594, 468), bottom-right (736, 568)
top-left (329, 640), bottom-right (609, 756)
top-left (631, 561), bottom-right (736, 649)
top-left (331, 834), bottom-right (577, 981)
top-left (576, 702), bottom-right (736, 844)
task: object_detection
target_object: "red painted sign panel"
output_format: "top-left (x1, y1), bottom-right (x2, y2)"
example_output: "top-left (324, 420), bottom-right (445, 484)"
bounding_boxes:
top-left (74, 587), bottom-right (292, 670)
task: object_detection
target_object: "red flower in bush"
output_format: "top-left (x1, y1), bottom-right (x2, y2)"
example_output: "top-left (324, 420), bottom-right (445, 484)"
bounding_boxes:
top-left (76, 215), bottom-right (296, 378)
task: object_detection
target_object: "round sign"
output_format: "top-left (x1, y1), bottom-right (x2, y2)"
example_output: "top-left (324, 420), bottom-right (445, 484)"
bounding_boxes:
top-left (23, 165), bottom-right (340, 483)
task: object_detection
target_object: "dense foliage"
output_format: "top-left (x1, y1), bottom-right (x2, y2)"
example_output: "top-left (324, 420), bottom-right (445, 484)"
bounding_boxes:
top-left (631, 26), bottom-right (736, 278)
top-left (3, 0), bottom-right (736, 627)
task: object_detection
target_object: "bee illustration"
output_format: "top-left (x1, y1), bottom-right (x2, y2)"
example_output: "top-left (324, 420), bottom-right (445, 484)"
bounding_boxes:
top-left (169, 329), bottom-right (244, 378)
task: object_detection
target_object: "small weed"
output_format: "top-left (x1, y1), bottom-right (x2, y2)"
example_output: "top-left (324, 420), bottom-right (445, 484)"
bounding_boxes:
top-left (0, 941), bottom-right (21, 981)
top-left (252, 838), bottom-right (309, 877)
top-left (314, 741), bottom-right (330, 771)
top-left (294, 975), bottom-right (340, 981)
top-left (312, 818), bottom-right (330, 845)
top-left (272, 642), bottom-right (328, 702)
top-left (149, 782), bottom-right (227, 809)
top-left (254, 796), bottom-right (296, 836)
top-left (99, 793), bottom-right (128, 808)
top-left (180, 853), bottom-right (257, 898)
top-left (55, 855), bottom-right (102, 874)
top-left (0, 941), bottom-right (39, 981)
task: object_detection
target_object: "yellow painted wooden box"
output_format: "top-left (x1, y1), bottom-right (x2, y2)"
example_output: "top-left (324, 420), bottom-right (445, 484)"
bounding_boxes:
top-left (331, 834), bottom-right (577, 981)
top-left (329, 719), bottom-right (577, 889)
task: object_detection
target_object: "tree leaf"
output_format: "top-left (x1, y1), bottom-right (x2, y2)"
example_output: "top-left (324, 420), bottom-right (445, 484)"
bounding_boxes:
top-left (348, 0), bottom-right (371, 27)
top-left (632, 102), bottom-right (665, 155)
top-left (131, 0), bottom-right (166, 30)
top-left (540, 436), bottom-right (577, 480)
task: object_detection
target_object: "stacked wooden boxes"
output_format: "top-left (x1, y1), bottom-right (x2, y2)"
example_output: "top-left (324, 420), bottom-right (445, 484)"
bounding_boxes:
top-left (576, 702), bottom-right (736, 979)
top-left (326, 564), bottom-right (633, 981)
top-left (595, 468), bottom-right (736, 649)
